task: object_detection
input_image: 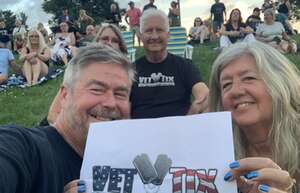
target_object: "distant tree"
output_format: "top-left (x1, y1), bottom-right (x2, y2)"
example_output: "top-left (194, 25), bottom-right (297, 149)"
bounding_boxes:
top-left (18, 12), bottom-right (28, 25)
top-left (42, 0), bottom-right (115, 26)
top-left (0, 10), bottom-right (16, 33)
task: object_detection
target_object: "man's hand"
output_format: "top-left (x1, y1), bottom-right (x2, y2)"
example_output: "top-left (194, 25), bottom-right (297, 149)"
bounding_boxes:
top-left (187, 82), bottom-right (209, 115)
top-left (64, 180), bottom-right (86, 193)
top-left (187, 94), bottom-right (208, 115)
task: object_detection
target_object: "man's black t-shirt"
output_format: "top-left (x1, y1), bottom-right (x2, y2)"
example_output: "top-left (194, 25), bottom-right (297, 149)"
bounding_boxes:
top-left (210, 2), bottom-right (226, 22)
top-left (0, 125), bottom-right (82, 193)
top-left (130, 53), bottom-right (202, 119)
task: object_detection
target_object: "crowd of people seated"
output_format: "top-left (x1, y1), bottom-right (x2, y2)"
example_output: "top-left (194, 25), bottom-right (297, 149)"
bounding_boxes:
top-left (256, 8), bottom-right (297, 53)
top-left (0, 0), bottom-right (299, 88)
top-left (188, 0), bottom-right (298, 53)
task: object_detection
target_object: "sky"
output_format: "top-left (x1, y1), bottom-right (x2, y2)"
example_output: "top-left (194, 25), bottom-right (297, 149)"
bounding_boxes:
top-left (1, 0), bottom-right (299, 32)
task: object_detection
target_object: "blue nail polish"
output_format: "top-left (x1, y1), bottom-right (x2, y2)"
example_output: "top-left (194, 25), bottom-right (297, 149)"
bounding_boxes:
top-left (77, 180), bottom-right (85, 186)
top-left (224, 171), bottom-right (233, 181)
top-left (258, 184), bottom-right (269, 193)
top-left (78, 185), bottom-right (86, 193)
top-left (229, 161), bottom-right (240, 169)
top-left (245, 171), bottom-right (258, 180)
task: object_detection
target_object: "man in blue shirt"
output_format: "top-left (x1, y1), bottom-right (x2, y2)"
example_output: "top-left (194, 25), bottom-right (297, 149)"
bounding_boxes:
top-left (0, 42), bottom-right (20, 84)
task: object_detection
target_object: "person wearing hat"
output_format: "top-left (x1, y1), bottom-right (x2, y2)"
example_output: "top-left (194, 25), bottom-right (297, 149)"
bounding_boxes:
top-left (125, 1), bottom-right (142, 46)
top-left (246, 7), bottom-right (262, 32)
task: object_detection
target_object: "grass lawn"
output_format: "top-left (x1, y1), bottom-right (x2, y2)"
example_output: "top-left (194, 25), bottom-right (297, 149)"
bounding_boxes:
top-left (1, 36), bottom-right (300, 127)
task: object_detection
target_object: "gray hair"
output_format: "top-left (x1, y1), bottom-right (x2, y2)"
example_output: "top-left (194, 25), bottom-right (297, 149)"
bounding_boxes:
top-left (63, 43), bottom-right (135, 89)
top-left (140, 9), bottom-right (169, 33)
top-left (209, 41), bottom-right (300, 176)
top-left (264, 8), bottom-right (275, 20)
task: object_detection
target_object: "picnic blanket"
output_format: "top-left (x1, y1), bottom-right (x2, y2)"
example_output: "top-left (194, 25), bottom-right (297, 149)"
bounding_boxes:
top-left (0, 67), bottom-right (64, 92)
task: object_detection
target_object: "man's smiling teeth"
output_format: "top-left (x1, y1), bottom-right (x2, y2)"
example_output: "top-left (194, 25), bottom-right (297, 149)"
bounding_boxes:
top-left (90, 114), bottom-right (111, 121)
top-left (236, 102), bottom-right (251, 109)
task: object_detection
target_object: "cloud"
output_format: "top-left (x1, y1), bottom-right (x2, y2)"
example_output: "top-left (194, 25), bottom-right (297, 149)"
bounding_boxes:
top-left (0, 0), bottom-right (21, 6)
top-left (2, 0), bottom-right (53, 31)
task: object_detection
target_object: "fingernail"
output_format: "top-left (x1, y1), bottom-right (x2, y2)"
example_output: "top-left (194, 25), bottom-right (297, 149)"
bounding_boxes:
top-left (258, 184), bottom-right (269, 193)
top-left (245, 171), bottom-right (259, 180)
top-left (77, 180), bottom-right (85, 186)
top-left (224, 171), bottom-right (233, 181)
top-left (229, 161), bottom-right (240, 169)
top-left (77, 185), bottom-right (86, 193)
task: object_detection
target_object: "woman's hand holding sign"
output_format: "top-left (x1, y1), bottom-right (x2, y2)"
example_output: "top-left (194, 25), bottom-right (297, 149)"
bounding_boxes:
top-left (224, 158), bottom-right (296, 193)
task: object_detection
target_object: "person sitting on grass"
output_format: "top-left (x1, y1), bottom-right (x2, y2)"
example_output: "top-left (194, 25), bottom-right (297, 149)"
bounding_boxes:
top-left (256, 8), bottom-right (297, 54)
top-left (51, 22), bottom-right (76, 66)
top-left (0, 41), bottom-right (21, 84)
top-left (20, 29), bottom-right (50, 86)
top-left (130, 9), bottom-right (209, 119)
top-left (188, 17), bottom-right (210, 45)
top-left (245, 7), bottom-right (262, 32)
top-left (219, 8), bottom-right (256, 49)
top-left (78, 25), bottom-right (96, 47)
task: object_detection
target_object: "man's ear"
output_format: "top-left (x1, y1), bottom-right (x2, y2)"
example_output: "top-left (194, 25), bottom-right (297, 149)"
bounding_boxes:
top-left (59, 85), bottom-right (70, 108)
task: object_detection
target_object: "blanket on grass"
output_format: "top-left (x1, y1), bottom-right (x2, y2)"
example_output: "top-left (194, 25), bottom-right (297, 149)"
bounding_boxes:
top-left (0, 67), bottom-right (64, 92)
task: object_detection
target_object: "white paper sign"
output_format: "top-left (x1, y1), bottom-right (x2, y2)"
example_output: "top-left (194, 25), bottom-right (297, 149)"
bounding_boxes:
top-left (81, 112), bottom-right (237, 193)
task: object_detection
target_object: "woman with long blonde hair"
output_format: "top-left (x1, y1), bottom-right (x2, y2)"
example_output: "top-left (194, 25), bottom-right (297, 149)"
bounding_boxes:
top-left (209, 41), bottom-right (300, 193)
top-left (20, 29), bottom-right (50, 86)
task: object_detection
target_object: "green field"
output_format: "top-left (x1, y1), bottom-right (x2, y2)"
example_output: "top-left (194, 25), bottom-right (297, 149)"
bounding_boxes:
top-left (1, 37), bottom-right (300, 127)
